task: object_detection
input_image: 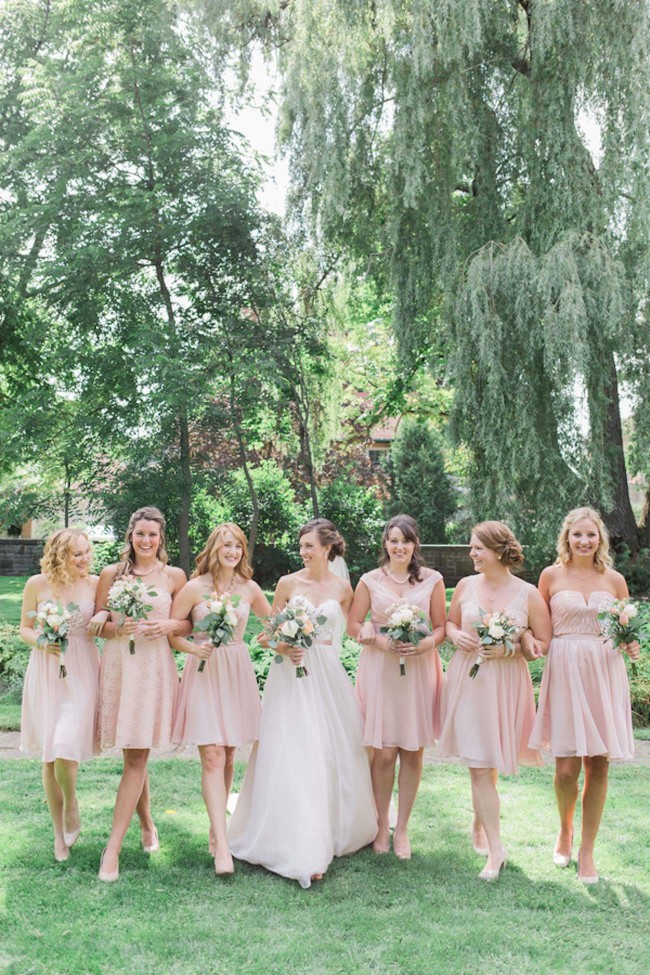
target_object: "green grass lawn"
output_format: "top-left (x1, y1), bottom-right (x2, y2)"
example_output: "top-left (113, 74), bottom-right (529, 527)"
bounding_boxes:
top-left (0, 575), bottom-right (26, 626)
top-left (0, 758), bottom-right (648, 975)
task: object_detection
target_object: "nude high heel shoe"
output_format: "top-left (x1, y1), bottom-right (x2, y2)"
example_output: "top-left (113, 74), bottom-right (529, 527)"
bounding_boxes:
top-left (577, 848), bottom-right (599, 884)
top-left (98, 848), bottom-right (119, 883)
top-left (141, 825), bottom-right (160, 853)
top-left (479, 850), bottom-right (507, 881)
top-left (553, 829), bottom-right (573, 868)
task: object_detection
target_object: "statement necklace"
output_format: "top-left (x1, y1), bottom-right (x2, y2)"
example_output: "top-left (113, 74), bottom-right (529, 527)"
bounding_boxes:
top-left (215, 572), bottom-right (236, 597)
top-left (385, 566), bottom-right (410, 585)
top-left (133, 559), bottom-right (160, 578)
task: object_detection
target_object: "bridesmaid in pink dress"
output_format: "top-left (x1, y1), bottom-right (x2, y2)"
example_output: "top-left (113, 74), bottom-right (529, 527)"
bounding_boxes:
top-left (19, 529), bottom-right (100, 861)
top-left (437, 521), bottom-right (551, 880)
top-left (348, 515), bottom-right (447, 860)
top-left (91, 506), bottom-right (189, 882)
top-left (170, 522), bottom-right (270, 876)
top-left (527, 507), bottom-right (639, 883)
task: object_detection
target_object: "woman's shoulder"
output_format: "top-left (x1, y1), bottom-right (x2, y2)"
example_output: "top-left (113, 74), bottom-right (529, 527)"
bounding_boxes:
top-left (99, 563), bottom-right (120, 582)
top-left (418, 567), bottom-right (443, 585)
top-left (165, 564), bottom-right (187, 585)
top-left (359, 567), bottom-right (382, 585)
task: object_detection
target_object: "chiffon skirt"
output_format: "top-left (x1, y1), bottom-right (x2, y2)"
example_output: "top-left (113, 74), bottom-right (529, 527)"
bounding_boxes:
top-left (529, 635), bottom-right (634, 760)
top-left (20, 635), bottom-right (100, 762)
top-left (172, 639), bottom-right (261, 746)
top-left (228, 642), bottom-right (377, 887)
top-left (437, 650), bottom-right (542, 775)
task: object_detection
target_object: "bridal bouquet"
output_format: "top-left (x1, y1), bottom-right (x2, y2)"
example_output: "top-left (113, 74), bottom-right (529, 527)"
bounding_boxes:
top-left (598, 599), bottom-right (644, 676)
top-left (106, 576), bottom-right (157, 654)
top-left (193, 592), bottom-right (241, 672)
top-left (469, 609), bottom-right (518, 679)
top-left (264, 595), bottom-right (327, 678)
top-left (380, 601), bottom-right (431, 676)
top-left (28, 600), bottom-right (80, 678)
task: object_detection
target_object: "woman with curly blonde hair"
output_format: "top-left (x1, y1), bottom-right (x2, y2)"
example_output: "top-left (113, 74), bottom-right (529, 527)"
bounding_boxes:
top-left (527, 507), bottom-right (639, 883)
top-left (19, 529), bottom-right (100, 861)
top-left (169, 523), bottom-right (270, 875)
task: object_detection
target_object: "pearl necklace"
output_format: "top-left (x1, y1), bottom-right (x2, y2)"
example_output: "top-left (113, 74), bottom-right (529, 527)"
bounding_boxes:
top-left (385, 566), bottom-right (410, 585)
top-left (132, 559), bottom-right (160, 578)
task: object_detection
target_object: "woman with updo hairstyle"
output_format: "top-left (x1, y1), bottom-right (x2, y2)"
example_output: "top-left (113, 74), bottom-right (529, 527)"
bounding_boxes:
top-left (169, 522), bottom-right (270, 876)
top-left (437, 521), bottom-right (551, 880)
top-left (348, 514), bottom-right (447, 860)
top-left (527, 507), bottom-right (638, 883)
top-left (19, 529), bottom-right (100, 861)
top-left (229, 518), bottom-right (377, 889)
top-left (91, 506), bottom-right (190, 882)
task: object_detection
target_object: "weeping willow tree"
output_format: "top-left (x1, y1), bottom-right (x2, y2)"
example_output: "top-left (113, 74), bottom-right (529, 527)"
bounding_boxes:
top-left (200, 0), bottom-right (650, 557)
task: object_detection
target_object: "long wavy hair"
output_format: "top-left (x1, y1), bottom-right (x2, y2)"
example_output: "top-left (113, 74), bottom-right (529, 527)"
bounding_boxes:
top-left (115, 507), bottom-right (169, 579)
top-left (192, 523), bottom-right (253, 586)
top-left (379, 514), bottom-right (424, 585)
top-left (555, 506), bottom-right (612, 573)
top-left (40, 529), bottom-right (91, 590)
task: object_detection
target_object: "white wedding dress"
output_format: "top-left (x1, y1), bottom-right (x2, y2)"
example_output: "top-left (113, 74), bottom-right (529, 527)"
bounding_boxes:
top-left (228, 598), bottom-right (377, 888)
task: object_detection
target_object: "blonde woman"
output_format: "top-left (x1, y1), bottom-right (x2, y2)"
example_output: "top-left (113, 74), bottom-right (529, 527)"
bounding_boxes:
top-left (170, 523), bottom-right (270, 876)
top-left (19, 529), bottom-right (100, 861)
top-left (92, 506), bottom-right (188, 882)
top-left (527, 507), bottom-right (639, 883)
top-left (437, 522), bottom-right (551, 880)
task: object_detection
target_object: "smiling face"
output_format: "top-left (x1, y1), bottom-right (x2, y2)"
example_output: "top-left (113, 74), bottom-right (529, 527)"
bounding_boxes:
top-left (131, 520), bottom-right (161, 560)
top-left (216, 529), bottom-right (243, 571)
top-left (384, 527), bottom-right (415, 569)
top-left (469, 533), bottom-right (501, 574)
top-left (68, 536), bottom-right (92, 578)
top-left (299, 529), bottom-right (329, 567)
top-left (567, 517), bottom-right (600, 561)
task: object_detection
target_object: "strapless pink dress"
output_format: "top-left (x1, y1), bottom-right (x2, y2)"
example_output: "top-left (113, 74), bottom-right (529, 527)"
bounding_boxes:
top-left (98, 588), bottom-right (178, 750)
top-left (529, 590), bottom-right (634, 759)
top-left (437, 577), bottom-right (542, 775)
top-left (172, 599), bottom-right (261, 746)
top-left (355, 569), bottom-right (444, 750)
top-left (20, 598), bottom-right (100, 762)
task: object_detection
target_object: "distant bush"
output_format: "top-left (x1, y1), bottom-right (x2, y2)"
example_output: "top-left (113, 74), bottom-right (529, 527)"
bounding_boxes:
top-left (318, 477), bottom-right (385, 584)
top-left (614, 545), bottom-right (650, 597)
top-left (0, 623), bottom-right (28, 699)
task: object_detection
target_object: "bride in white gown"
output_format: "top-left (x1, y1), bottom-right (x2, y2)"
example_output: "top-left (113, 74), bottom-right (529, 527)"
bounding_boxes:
top-left (228, 519), bottom-right (378, 888)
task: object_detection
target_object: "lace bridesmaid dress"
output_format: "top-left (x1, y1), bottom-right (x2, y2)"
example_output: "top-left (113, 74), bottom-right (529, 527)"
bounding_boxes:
top-left (437, 577), bottom-right (542, 775)
top-left (172, 599), bottom-right (260, 746)
top-left (228, 599), bottom-right (377, 888)
top-left (529, 590), bottom-right (634, 759)
top-left (20, 598), bottom-right (100, 762)
top-left (98, 588), bottom-right (178, 751)
top-left (355, 569), bottom-right (444, 750)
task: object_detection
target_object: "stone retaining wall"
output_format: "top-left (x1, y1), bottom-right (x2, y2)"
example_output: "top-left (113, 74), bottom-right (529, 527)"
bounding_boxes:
top-left (420, 545), bottom-right (474, 586)
top-left (0, 539), bottom-right (43, 576)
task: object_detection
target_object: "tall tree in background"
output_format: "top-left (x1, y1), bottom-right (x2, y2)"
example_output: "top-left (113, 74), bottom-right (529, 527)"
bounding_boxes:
top-left (388, 419), bottom-right (456, 543)
top-left (0, 0), bottom-right (278, 570)
top-left (213, 0), bottom-right (650, 557)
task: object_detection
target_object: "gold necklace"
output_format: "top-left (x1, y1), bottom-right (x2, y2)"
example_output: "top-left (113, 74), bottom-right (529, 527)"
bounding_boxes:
top-left (214, 572), bottom-right (236, 596)
top-left (133, 560), bottom-right (160, 578)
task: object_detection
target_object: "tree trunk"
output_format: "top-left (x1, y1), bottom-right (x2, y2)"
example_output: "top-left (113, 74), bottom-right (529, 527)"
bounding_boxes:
top-left (600, 354), bottom-right (639, 552)
top-left (638, 486), bottom-right (650, 548)
top-left (230, 372), bottom-right (260, 559)
top-left (178, 410), bottom-right (192, 575)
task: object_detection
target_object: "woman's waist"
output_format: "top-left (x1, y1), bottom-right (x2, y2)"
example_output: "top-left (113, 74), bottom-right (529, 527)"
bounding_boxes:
top-left (552, 631), bottom-right (603, 642)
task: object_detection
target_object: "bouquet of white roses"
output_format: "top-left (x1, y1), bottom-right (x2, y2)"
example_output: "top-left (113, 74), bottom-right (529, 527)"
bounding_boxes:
top-left (106, 576), bottom-right (157, 654)
top-left (469, 609), bottom-right (518, 679)
top-left (380, 601), bottom-right (431, 676)
top-left (28, 600), bottom-right (80, 678)
top-left (264, 595), bottom-right (327, 678)
top-left (193, 592), bottom-right (241, 672)
top-left (598, 599), bottom-right (644, 676)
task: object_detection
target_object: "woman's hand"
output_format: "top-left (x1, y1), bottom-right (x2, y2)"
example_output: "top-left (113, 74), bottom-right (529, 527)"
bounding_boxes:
top-left (388, 639), bottom-right (415, 656)
top-left (44, 642), bottom-right (61, 656)
top-left (191, 639), bottom-right (214, 662)
top-left (408, 635), bottom-right (435, 656)
top-left (357, 622), bottom-right (376, 646)
top-left (620, 640), bottom-right (641, 661)
top-left (476, 642), bottom-right (507, 660)
top-left (286, 645), bottom-right (305, 666)
top-left (140, 618), bottom-right (179, 641)
top-left (521, 630), bottom-right (544, 661)
top-left (116, 617), bottom-right (139, 638)
top-left (450, 629), bottom-right (481, 654)
top-left (87, 611), bottom-right (110, 637)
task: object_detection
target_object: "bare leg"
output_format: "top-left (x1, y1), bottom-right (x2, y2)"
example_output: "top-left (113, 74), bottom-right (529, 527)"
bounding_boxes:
top-left (42, 762), bottom-right (68, 861)
top-left (136, 770), bottom-right (156, 846)
top-left (579, 756), bottom-right (609, 878)
top-left (53, 759), bottom-right (79, 842)
top-left (554, 757), bottom-right (581, 860)
top-left (199, 744), bottom-right (234, 875)
top-left (471, 768), bottom-right (496, 853)
top-left (210, 747), bottom-right (236, 855)
top-left (470, 767), bottom-right (505, 876)
top-left (100, 749), bottom-right (150, 875)
top-left (393, 748), bottom-right (424, 858)
top-left (370, 746), bottom-right (399, 853)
